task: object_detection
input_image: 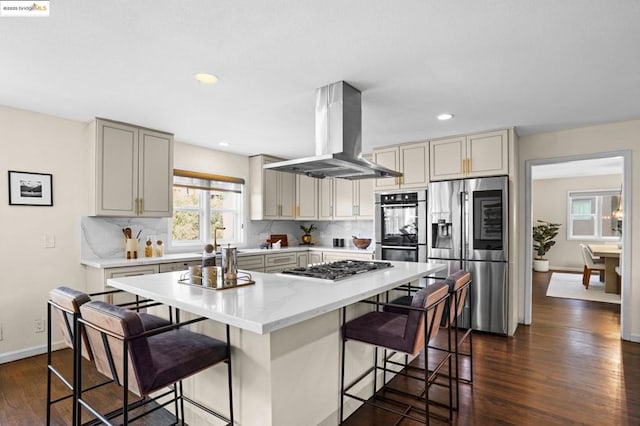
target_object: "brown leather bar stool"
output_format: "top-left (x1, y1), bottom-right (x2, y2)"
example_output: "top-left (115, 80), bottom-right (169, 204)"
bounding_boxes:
top-left (46, 286), bottom-right (171, 425)
top-left (77, 300), bottom-right (234, 425)
top-left (386, 271), bottom-right (473, 410)
top-left (340, 282), bottom-right (451, 425)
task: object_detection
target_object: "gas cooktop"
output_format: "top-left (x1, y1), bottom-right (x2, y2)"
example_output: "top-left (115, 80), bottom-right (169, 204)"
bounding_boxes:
top-left (281, 260), bottom-right (393, 281)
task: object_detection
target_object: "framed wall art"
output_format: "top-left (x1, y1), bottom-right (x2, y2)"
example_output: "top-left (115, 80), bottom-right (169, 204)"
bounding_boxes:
top-left (8, 170), bottom-right (53, 206)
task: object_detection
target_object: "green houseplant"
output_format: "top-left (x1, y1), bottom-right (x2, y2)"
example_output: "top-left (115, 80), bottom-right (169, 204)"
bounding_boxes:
top-left (532, 220), bottom-right (561, 272)
top-left (300, 224), bottom-right (317, 245)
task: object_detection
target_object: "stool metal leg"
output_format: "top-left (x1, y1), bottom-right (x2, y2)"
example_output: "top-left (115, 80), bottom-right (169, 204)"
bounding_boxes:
top-left (339, 306), bottom-right (347, 425)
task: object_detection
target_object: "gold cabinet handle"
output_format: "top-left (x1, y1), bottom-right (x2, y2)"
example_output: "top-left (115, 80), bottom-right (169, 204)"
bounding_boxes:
top-left (461, 159), bottom-right (466, 174)
top-left (296, 205), bottom-right (300, 217)
top-left (139, 198), bottom-right (143, 215)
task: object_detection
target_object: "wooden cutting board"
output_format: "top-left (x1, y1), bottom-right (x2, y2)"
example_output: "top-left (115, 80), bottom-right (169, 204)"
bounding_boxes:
top-left (268, 234), bottom-right (288, 247)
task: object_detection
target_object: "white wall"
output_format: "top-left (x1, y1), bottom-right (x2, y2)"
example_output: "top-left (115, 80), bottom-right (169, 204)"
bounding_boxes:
top-left (518, 119), bottom-right (639, 341)
top-left (0, 106), bottom-right (252, 362)
top-left (532, 174), bottom-right (622, 270)
top-left (0, 105), bottom-right (89, 361)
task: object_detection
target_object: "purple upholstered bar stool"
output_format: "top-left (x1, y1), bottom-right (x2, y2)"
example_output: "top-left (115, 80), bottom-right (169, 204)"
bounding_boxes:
top-left (340, 282), bottom-right (451, 425)
top-left (46, 286), bottom-right (171, 426)
top-left (77, 300), bottom-right (234, 425)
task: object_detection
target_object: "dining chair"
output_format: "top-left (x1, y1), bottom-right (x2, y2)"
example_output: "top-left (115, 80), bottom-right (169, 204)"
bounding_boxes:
top-left (579, 244), bottom-right (605, 289)
top-left (340, 282), bottom-right (451, 425)
top-left (77, 300), bottom-right (234, 425)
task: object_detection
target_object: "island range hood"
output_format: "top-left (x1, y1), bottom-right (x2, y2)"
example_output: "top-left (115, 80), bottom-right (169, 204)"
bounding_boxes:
top-left (263, 81), bottom-right (403, 180)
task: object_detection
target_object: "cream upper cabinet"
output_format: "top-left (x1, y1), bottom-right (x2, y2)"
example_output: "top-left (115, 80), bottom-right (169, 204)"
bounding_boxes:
top-left (373, 141), bottom-right (429, 191)
top-left (430, 129), bottom-right (508, 181)
top-left (250, 155), bottom-right (296, 220)
top-left (355, 178), bottom-right (374, 219)
top-left (321, 176), bottom-right (373, 221)
top-left (318, 178), bottom-right (334, 220)
top-left (295, 175), bottom-right (318, 220)
top-left (372, 147), bottom-right (399, 191)
top-left (334, 178), bottom-right (356, 220)
top-left (91, 118), bottom-right (173, 217)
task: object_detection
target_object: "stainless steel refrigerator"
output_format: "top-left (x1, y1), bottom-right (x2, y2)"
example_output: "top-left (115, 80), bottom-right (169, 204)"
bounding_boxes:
top-left (427, 176), bottom-right (508, 334)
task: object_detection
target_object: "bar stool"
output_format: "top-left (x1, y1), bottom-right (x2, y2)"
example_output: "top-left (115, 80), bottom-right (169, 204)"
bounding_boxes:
top-left (46, 286), bottom-right (171, 425)
top-left (387, 271), bottom-right (473, 409)
top-left (77, 300), bottom-right (234, 425)
top-left (340, 282), bottom-right (451, 425)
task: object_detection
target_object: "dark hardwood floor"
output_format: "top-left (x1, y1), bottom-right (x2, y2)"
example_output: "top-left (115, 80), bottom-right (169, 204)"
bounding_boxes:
top-left (1, 271), bottom-right (638, 425)
top-left (343, 271), bottom-right (640, 425)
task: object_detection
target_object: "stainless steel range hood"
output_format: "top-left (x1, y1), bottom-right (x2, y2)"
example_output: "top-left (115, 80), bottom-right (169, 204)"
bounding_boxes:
top-left (264, 81), bottom-right (402, 180)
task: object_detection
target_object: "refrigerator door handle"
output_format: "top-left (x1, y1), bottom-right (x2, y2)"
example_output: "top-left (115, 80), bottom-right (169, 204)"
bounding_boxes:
top-left (461, 190), bottom-right (468, 259)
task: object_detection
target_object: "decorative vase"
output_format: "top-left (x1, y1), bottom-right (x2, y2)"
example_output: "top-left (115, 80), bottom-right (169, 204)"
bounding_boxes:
top-left (533, 259), bottom-right (549, 272)
top-left (302, 234), bottom-right (312, 244)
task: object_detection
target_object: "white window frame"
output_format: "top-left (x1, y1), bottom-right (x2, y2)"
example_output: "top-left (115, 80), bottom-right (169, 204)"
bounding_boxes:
top-left (567, 189), bottom-right (621, 241)
top-left (168, 172), bottom-right (245, 251)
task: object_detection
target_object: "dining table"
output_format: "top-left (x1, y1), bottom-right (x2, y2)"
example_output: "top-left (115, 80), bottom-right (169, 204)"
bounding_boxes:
top-left (587, 244), bottom-right (621, 294)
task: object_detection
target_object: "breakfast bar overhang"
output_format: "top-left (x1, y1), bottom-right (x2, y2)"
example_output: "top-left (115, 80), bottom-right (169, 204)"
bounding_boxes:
top-left (106, 261), bottom-right (445, 426)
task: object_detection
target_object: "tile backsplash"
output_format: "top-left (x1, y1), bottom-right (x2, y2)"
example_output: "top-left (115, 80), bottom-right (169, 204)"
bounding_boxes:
top-left (81, 216), bottom-right (375, 259)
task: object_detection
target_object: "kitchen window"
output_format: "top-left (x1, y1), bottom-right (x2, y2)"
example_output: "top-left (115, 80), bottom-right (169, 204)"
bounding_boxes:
top-left (169, 169), bottom-right (244, 249)
top-left (567, 189), bottom-right (621, 240)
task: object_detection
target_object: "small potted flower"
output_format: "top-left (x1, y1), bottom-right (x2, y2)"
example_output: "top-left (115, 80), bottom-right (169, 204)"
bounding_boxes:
top-left (300, 224), bottom-right (317, 245)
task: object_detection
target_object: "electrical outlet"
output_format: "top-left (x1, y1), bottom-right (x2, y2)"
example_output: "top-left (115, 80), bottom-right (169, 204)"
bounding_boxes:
top-left (34, 318), bottom-right (45, 333)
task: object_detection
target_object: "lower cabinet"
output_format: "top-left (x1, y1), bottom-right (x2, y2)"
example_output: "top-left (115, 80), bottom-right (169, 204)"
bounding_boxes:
top-left (297, 252), bottom-right (309, 268)
top-left (309, 252), bottom-right (323, 264)
top-left (85, 264), bottom-right (160, 305)
top-left (158, 260), bottom-right (201, 273)
top-left (264, 252), bottom-right (298, 273)
top-left (238, 255), bottom-right (266, 272)
top-left (321, 251), bottom-right (374, 262)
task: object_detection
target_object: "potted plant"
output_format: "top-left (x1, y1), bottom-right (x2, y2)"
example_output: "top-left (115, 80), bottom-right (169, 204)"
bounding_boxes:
top-left (532, 220), bottom-right (561, 272)
top-left (300, 224), bottom-right (317, 245)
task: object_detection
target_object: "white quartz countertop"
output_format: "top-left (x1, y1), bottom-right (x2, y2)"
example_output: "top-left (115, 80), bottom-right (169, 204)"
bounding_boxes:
top-left (82, 245), bottom-right (374, 268)
top-left (106, 260), bottom-right (444, 335)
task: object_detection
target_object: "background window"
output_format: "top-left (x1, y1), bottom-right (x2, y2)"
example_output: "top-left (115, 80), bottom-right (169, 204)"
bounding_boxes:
top-left (170, 170), bottom-right (244, 249)
top-left (567, 190), bottom-right (621, 240)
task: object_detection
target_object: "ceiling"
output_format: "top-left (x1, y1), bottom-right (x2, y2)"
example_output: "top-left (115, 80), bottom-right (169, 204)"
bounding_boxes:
top-left (2, 1), bottom-right (640, 159)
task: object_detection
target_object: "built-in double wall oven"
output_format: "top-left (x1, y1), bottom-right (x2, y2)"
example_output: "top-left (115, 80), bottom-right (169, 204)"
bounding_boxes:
top-left (374, 191), bottom-right (427, 263)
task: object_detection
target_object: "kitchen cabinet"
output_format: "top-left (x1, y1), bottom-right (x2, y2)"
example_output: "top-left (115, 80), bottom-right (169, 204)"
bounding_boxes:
top-left (85, 264), bottom-right (160, 304)
top-left (321, 251), bottom-right (374, 262)
top-left (90, 118), bottom-right (173, 217)
top-left (318, 178), bottom-right (334, 220)
top-left (297, 252), bottom-right (309, 268)
top-left (309, 252), bottom-right (323, 264)
top-left (429, 129), bottom-right (508, 180)
top-left (238, 255), bottom-right (265, 272)
top-left (250, 155), bottom-right (296, 220)
top-left (373, 141), bottom-right (429, 191)
top-left (318, 159), bottom-right (374, 221)
top-left (158, 260), bottom-right (201, 273)
top-left (295, 175), bottom-right (318, 220)
top-left (264, 252), bottom-right (298, 272)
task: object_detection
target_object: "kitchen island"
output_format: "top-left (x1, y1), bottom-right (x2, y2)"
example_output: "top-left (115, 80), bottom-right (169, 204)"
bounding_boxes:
top-left (106, 260), bottom-right (445, 425)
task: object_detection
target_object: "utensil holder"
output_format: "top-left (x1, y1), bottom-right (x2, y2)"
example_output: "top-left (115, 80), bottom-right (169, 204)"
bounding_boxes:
top-left (125, 239), bottom-right (139, 259)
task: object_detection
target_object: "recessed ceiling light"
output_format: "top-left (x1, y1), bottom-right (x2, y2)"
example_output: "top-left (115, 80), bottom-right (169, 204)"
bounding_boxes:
top-left (437, 113), bottom-right (454, 121)
top-left (219, 141), bottom-right (230, 147)
top-left (194, 73), bottom-right (218, 84)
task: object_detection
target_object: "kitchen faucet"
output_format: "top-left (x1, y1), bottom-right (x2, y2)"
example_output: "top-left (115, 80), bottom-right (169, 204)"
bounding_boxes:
top-left (213, 224), bottom-right (226, 252)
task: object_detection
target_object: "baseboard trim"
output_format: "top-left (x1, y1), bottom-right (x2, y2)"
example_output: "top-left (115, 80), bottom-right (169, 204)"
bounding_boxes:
top-left (550, 266), bottom-right (582, 273)
top-left (0, 341), bottom-right (67, 364)
top-left (628, 334), bottom-right (640, 343)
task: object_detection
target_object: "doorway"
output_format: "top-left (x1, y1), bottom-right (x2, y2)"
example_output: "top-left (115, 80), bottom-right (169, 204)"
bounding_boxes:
top-left (524, 150), bottom-right (631, 340)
